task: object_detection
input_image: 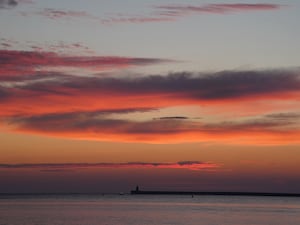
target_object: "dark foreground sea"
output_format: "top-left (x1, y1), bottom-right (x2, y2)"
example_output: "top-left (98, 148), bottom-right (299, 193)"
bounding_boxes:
top-left (1, 194), bottom-right (300, 225)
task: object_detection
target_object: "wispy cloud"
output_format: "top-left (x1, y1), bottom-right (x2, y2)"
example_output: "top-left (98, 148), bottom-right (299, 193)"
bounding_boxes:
top-left (102, 3), bottom-right (284, 24)
top-left (265, 112), bottom-right (300, 121)
top-left (31, 42), bottom-right (94, 55)
top-left (1, 38), bottom-right (95, 55)
top-left (0, 0), bottom-right (32, 9)
top-left (4, 2), bottom-right (284, 30)
top-left (33, 8), bottom-right (98, 20)
top-left (21, 8), bottom-right (173, 24)
top-left (155, 3), bottom-right (282, 16)
top-left (0, 0), bottom-right (17, 9)
top-left (0, 38), bottom-right (15, 48)
top-left (101, 16), bottom-right (175, 25)
top-left (0, 161), bottom-right (220, 171)
top-left (0, 49), bottom-right (172, 77)
top-left (153, 116), bottom-right (189, 120)
top-left (17, 3), bottom-right (284, 23)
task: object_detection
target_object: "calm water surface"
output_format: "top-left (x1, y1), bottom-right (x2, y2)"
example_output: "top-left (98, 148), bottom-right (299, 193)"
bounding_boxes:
top-left (1, 194), bottom-right (300, 225)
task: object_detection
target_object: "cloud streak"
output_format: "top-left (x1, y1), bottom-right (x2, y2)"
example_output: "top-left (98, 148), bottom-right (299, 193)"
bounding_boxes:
top-left (31, 42), bottom-right (94, 55)
top-left (0, 38), bottom-right (95, 55)
top-left (19, 8), bottom-right (101, 21)
top-left (156, 3), bottom-right (282, 16)
top-left (21, 3), bottom-right (283, 23)
top-left (153, 116), bottom-right (189, 120)
top-left (265, 112), bottom-right (300, 120)
top-left (102, 3), bottom-right (284, 24)
top-left (5, 109), bottom-right (300, 144)
top-left (0, 49), bottom-right (172, 77)
top-left (101, 16), bottom-right (175, 25)
top-left (0, 161), bottom-right (220, 171)
top-left (36, 8), bottom-right (97, 20)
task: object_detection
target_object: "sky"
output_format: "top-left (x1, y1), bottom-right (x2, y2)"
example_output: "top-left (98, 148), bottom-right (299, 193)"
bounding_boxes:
top-left (0, 0), bottom-right (300, 193)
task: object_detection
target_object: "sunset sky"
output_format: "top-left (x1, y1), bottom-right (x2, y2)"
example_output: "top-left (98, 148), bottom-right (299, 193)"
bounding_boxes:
top-left (1, 0), bottom-right (300, 193)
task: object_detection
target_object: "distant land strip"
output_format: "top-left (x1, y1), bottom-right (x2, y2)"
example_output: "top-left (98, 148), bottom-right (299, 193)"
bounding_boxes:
top-left (1, 191), bottom-right (300, 198)
top-left (131, 190), bottom-right (300, 197)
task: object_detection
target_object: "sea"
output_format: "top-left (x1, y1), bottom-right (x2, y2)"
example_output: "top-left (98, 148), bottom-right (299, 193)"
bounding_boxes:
top-left (1, 194), bottom-right (300, 225)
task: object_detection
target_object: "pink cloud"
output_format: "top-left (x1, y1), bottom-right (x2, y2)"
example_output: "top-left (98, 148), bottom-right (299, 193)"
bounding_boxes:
top-left (156, 3), bottom-right (282, 16)
top-left (0, 49), bottom-right (172, 76)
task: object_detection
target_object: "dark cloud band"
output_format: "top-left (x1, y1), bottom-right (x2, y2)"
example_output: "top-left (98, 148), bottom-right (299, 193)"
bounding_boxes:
top-left (3, 69), bottom-right (299, 100)
top-left (0, 161), bottom-right (219, 171)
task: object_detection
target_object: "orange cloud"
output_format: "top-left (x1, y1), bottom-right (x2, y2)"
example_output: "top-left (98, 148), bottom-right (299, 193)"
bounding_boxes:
top-left (8, 125), bottom-right (300, 145)
top-left (1, 66), bottom-right (300, 144)
top-left (3, 109), bottom-right (299, 145)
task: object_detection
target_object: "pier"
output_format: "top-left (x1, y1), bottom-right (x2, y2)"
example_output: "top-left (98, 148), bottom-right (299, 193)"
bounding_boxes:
top-left (131, 186), bottom-right (300, 197)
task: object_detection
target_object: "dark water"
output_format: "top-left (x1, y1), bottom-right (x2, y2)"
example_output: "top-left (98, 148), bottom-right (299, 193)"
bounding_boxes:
top-left (1, 194), bottom-right (300, 225)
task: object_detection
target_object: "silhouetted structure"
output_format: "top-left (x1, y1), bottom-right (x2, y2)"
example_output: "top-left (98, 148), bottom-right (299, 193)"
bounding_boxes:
top-left (130, 187), bottom-right (300, 197)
